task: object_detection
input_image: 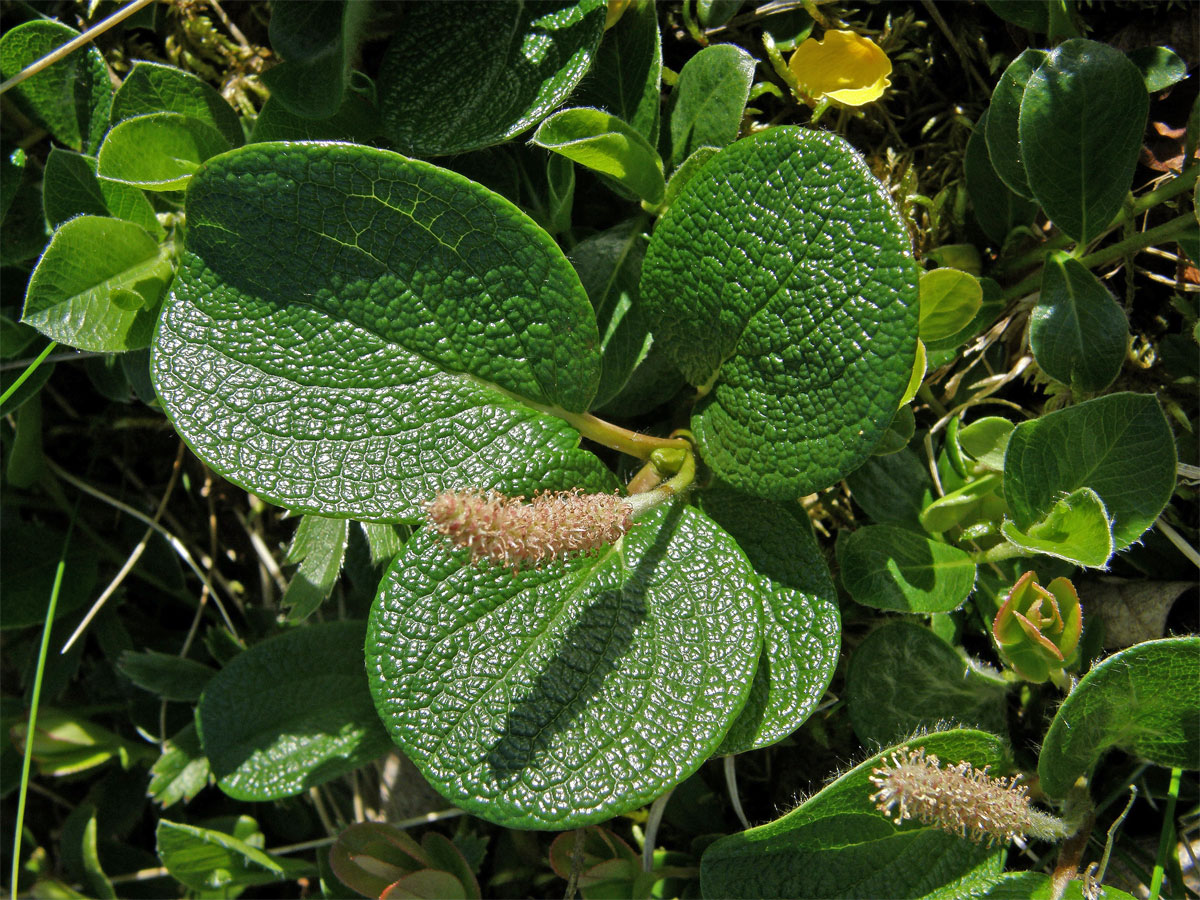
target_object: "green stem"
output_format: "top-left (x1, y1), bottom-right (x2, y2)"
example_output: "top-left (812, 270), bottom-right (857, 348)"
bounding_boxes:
top-left (627, 447), bottom-right (696, 516)
top-left (0, 341), bottom-right (56, 408)
top-left (1077, 211), bottom-right (1195, 271)
top-left (1002, 211), bottom-right (1196, 301)
top-left (1148, 766), bottom-right (1182, 900)
top-left (10, 510), bottom-right (76, 897)
top-left (558, 410), bottom-right (692, 459)
top-left (1131, 165), bottom-right (1198, 217)
top-left (971, 540), bottom-right (1026, 564)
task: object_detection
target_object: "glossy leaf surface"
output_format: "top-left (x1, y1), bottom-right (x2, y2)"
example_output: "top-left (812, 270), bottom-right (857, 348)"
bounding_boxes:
top-left (642, 127), bottom-right (918, 499)
top-left (700, 730), bottom-right (1008, 899)
top-left (152, 142), bottom-right (605, 521)
top-left (379, 0), bottom-right (606, 156)
top-left (1038, 637), bottom-right (1200, 798)
top-left (1003, 392), bottom-right (1175, 550)
top-left (197, 620), bottom-right (391, 800)
top-left (366, 504), bottom-right (760, 829)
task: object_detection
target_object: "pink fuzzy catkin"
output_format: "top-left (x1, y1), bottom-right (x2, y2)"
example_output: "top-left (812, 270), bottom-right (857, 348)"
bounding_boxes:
top-left (425, 489), bottom-right (634, 568)
top-left (869, 747), bottom-right (1069, 846)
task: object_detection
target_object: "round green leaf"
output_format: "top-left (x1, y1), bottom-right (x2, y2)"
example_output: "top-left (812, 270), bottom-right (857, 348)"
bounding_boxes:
top-left (984, 49), bottom-right (1046, 200)
top-left (699, 487), bottom-right (840, 755)
top-left (532, 108), bottom-right (665, 205)
top-left (846, 623), bottom-right (1008, 750)
top-left (641, 127), bottom-right (919, 500)
top-left (837, 525), bottom-right (977, 613)
top-left (919, 268), bottom-right (983, 342)
top-left (1030, 252), bottom-right (1128, 392)
top-left (1000, 486), bottom-right (1114, 568)
top-left (667, 44), bottom-right (757, 171)
top-left (366, 504), bottom-right (761, 829)
top-left (1002, 392), bottom-right (1176, 550)
top-left (22, 215), bottom-right (172, 352)
top-left (261, 0), bottom-right (370, 120)
top-left (42, 147), bottom-right (162, 237)
top-left (111, 61), bottom-right (245, 148)
top-left (1018, 39), bottom-right (1149, 243)
top-left (0, 19), bottom-right (112, 153)
top-left (965, 110), bottom-right (1039, 245)
top-left (700, 729), bottom-right (1008, 900)
top-left (152, 142), bottom-right (604, 521)
top-left (957, 416), bottom-right (1013, 471)
top-left (378, 0), bottom-right (606, 156)
top-left (97, 112), bottom-right (233, 191)
top-left (1127, 46), bottom-right (1189, 92)
top-left (197, 620), bottom-right (391, 800)
top-left (1038, 637), bottom-right (1200, 799)
top-left (571, 0), bottom-right (661, 144)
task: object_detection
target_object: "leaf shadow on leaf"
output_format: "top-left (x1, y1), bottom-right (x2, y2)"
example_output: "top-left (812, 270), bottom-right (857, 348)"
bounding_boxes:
top-left (484, 502), bottom-right (682, 785)
top-left (381, 0), bottom-right (605, 157)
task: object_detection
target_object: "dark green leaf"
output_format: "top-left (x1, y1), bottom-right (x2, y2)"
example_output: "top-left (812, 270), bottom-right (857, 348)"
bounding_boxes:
top-left (999, 486), bottom-right (1114, 568)
top-left (1030, 252), bottom-right (1128, 392)
top-left (700, 487), bottom-right (839, 755)
top-left (984, 1), bottom-right (1049, 31)
top-left (366, 503), bottom-right (761, 829)
top-left (1003, 392), bottom-right (1176, 549)
top-left (156, 817), bottom-right (315, 891)
top-left (111, 60), bottom-right (244, 148)
top-left (1126, 46), bottom-right (1189, 93)
top-left (872, 404), bottom-right (917, 456)
top-left (0, 521), bottom-right (98, 630)
top-left (197, 620), bottom-right (391, 800)
top-left (1, 142), bottom-right (26, 222)
top-left (152, 142), bottom-right (606, 522)
top-left (965, 109), bottom-right (1039, 245)
top-left (572, 0), bottom-right (661, 144)
top-left (42, 147), bottom-right (162, 236)
top-left (22, 216), bottom-right (172, 352)
top-left (1038, 637), bottom-right (1200, 798)
top-left (379, 0), bottom-right (606, 156)
top-left (846, 623), bottom-right (1008, 750)
top-left (281, 515), bottom-right (349, 621)
top-left (532, 108), bottom-right (665, 204)
top-left (60, 803), bottom-right (116, 900)
top-left (250, 85), bottom-right (379, 143)
top-left (569, 220), bottom-right (651, 408)
top-left (118, 649), bottom-right (217, 702)
top-left (0, 19), bottom-right (112, 153)
top-left (700, 730), bottom-right (1008, 899)
top-left (984, 49), bottom-right (1045, 199)
top-left (846, 448), bottom-right (934, 530)
top-left (642, 127), bottom-right (919, 500)
top-left (697, 0), bottom-right (744, 28)
top-left (837, 525), bottom-right (977, 613)
top-left (660, 145), bottom-right (719, 213)
top-left (262, 0), bottom-right (369, 120)
top-left (1018, 39), bottom-right (1148, 243)
top-left (667, 44), bottom-right (755, 171)
top-left (97, 112), bottom-right (232, 191)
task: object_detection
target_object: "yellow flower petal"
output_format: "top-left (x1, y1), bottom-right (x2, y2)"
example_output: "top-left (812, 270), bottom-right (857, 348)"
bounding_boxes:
top-left (788, 30), bottom-right (892, 107)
